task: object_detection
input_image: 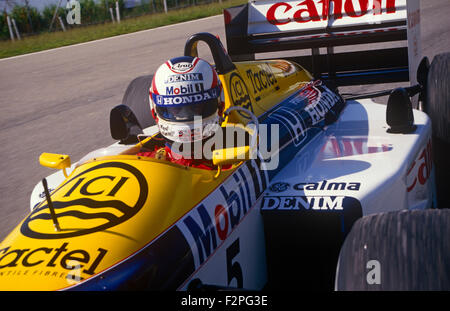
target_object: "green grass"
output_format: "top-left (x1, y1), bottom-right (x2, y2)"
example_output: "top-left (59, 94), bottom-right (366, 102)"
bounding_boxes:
top-left (0, 0), bottom-right (246, 59)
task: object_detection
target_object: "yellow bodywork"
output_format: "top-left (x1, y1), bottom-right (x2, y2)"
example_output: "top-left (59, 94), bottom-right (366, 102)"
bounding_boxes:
top-left (220, 60), bottom-right (312, 123)
top-left (0, 60), bottom-right (312, 290)
top-left (39, 153), bottom-right (71, 170)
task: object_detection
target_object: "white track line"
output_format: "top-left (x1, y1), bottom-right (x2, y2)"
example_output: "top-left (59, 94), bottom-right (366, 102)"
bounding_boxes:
top-left (0, 15), bottom-right (221, 62)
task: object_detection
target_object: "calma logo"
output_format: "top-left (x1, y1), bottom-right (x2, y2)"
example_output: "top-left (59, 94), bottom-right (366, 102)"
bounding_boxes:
top-left (21, 162), bottom-right (148, 239)
top-left (66, 0), bottom-right (81, 25)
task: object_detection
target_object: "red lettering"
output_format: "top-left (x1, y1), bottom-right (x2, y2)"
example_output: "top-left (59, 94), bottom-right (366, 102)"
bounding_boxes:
top-left (330, 137), bottom-right (341, 157)
top-left (427, 140), bottom-right (433, 180)
top-left (342, 139), bottom-right (353, 156)
top-left (418, 149), bottom-right (428, 185)
top-left (265, 0), bottom-right (397, 25)
top-left (353, 139), bottom-right (364, 155)
top-left (266, 2), bottom-right (292, 25)
top-left (320, 0), bottom-right (343, 20)
top-left (293, 0), bottom-right (321, 23)
top-left (320, 0), bottom-right (329, 19)
top-left (386, 0), bottom-right (396, 13)
top-left (345, 0), bottom-right (369, 17)
top-left (214, 205), bottom-right (229, 240)
top-left (418, 140), bottom-right (432, 185)
top-left (373, 0), bottom-right (382, 15)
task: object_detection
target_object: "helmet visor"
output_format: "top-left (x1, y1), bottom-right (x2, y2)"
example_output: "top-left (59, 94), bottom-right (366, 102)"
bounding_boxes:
top-left (155, 98), bottom-right (219, 122)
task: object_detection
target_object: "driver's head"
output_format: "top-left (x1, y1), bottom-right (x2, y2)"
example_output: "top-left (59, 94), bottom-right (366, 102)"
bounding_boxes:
top-left (149, 56), bottom-right (223, 144)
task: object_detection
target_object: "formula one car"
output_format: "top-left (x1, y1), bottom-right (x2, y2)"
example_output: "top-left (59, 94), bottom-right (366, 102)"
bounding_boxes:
top-left (0, 0), bottom-right (449, 291)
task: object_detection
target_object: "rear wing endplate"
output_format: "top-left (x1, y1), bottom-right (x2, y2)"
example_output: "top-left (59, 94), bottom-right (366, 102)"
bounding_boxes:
top-left (224, 0), bottom-right (421, 87)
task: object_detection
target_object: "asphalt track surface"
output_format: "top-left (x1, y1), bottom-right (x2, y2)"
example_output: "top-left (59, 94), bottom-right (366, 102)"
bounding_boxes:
top-left (0, 0), bottom-right (449, 242)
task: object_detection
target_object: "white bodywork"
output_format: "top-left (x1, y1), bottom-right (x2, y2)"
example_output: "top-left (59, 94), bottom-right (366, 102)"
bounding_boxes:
top-left (173, 99), bottom-right (434, 290)
top-left (262, 99), bottom-right (434, 215)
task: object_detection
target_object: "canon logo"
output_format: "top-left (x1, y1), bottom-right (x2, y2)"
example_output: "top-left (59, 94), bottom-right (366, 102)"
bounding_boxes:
top-left (266, 0), bottom-right (397, 25)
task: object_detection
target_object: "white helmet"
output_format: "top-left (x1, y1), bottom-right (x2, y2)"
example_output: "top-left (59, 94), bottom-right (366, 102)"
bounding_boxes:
top-left (149, 56), bottom-right (223, 143)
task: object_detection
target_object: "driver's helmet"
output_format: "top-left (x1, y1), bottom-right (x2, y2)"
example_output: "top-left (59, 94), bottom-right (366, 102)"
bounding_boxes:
top-left (149, 56), bottom-right (223, 143)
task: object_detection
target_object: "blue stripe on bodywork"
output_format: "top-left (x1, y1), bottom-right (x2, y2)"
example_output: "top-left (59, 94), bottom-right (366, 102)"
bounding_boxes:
top-left (256, 82), bottom-right (346, 180)
top-left (68, 225), bottom-right (195, 290)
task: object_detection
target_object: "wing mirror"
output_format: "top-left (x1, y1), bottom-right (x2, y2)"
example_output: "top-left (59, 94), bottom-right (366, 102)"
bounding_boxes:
top-left (386, 88), bottom-right (416, 134)
top-left (212, 146), bottom-right (251, 166)
top-left (416, 56), bottom-right (430, 87)
top-left (110, 104), bottom-right (143, 144)
top-left (416, 57), bottom-right (430, 110)
top-left (39, 153), bottom-right (71, 177)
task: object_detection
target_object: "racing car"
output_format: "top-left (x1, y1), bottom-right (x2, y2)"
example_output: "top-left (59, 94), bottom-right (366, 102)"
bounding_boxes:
top-left (0, 0), bottom-right (449, 291)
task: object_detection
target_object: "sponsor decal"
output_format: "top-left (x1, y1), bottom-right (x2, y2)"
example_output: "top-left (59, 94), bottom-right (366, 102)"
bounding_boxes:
top-left (296, 80), bottom-right (320, 103)
top-left (261, 194), bottom-right (363, 237)
top-left (284, 80), bottom-right (344, 128)
top-left (0, 242), bottom-right (107, 282)
top-left (153, 86), bottom-right (220, 106)
top-left (292, 180), bottom-right (361, 191)
top-left (248, 0), bottom-right (406, 36)
top-left (301, 81), bottom-right (342, 125)
top-left (262, 195), bottom-right (345, 210)
top-left (21, 162), bottom-right (148, 239)
top-left (256, 80), bottom-right (345, 178)
top-left (166, 83), bottom-right (204, 95)
top-left (270, 106), bottom-right (307, 147)
top-left (228, 73), bottom-right (253, 117)
top-left (319, 136), bottom-right (392, 159)
top-left (272, 60), bottom-right (296, 77)
top-left (164, 73), bottom-right (204, 84)
top-left (265, 0), bottom-right (398, 26)
top-left (39, 188), bottom-right (55, 199)
top-left (178, 160), bottom-right (267, 267)
top-left (268, 180), bottom-right (361, 192)
top-left (245, 64), bottom-right (278, 95)
top-left (406, 138), bottom-right (432, 193)
top-left (269, 182), bottom-right (290, 193)
top-left (171, 62), bottom-right (193, 73)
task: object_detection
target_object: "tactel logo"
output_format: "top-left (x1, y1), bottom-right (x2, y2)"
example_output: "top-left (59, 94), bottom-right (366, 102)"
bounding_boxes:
top-left (21, 162), bottom-right (148, 239)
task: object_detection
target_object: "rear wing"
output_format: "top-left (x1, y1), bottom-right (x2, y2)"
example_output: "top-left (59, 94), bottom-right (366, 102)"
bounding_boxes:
top-left (224, 0), bottom-right (421, 87)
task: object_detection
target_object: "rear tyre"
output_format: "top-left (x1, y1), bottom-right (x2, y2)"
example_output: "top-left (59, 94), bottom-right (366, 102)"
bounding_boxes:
top-left (122, 75), bottom-right (156, 129)
top-left (424, 53), bottom-right (450, 208)
top-left (335, 209), bottom-right (450, 291)
top-left (426, 53), bottom-right (450, 144)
